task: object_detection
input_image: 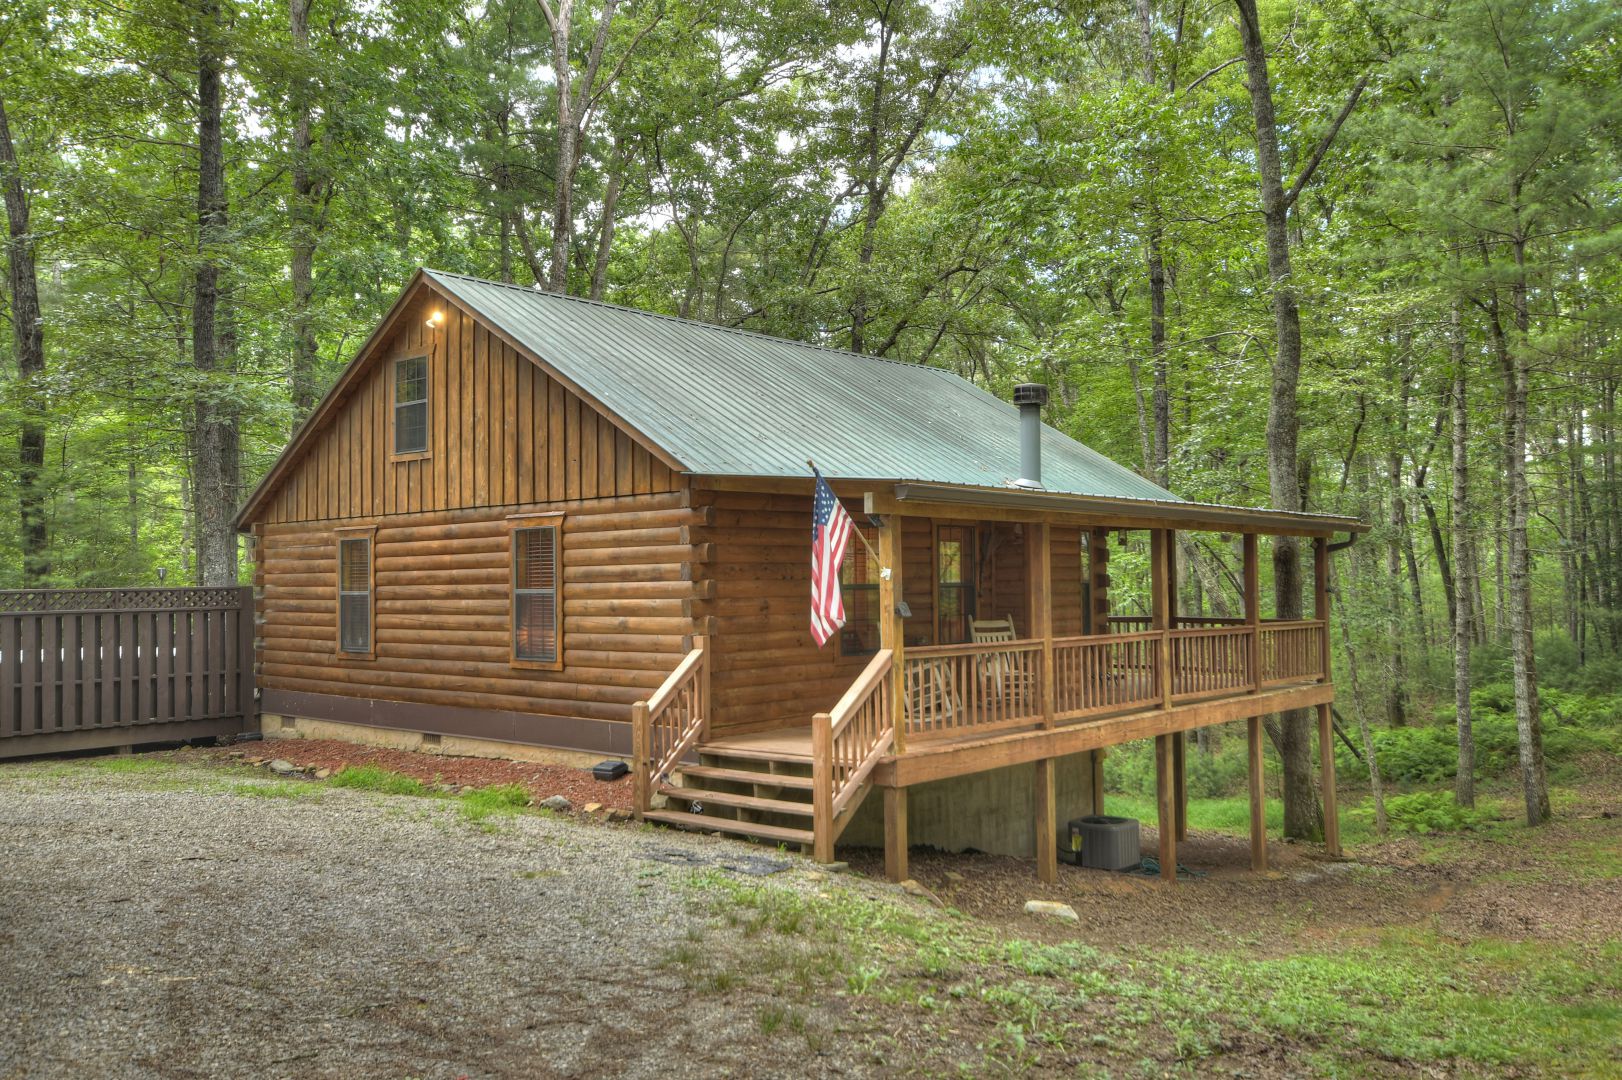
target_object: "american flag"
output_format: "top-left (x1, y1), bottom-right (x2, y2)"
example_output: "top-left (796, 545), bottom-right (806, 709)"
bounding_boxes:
top-left (810, 468), bottom-right (854, 647)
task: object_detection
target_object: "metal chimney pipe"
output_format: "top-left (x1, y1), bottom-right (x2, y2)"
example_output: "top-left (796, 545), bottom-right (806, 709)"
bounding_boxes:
top-left (1011, 383), bottom-right (1048, 490)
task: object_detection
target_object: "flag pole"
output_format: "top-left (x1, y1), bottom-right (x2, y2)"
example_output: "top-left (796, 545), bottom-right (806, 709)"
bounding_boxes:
top-left (808, 459), bottom-right (888, 575)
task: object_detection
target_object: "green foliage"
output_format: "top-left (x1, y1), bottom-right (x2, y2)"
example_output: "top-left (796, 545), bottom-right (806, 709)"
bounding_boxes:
top-left (1377, 791), bottom-right (1495, 834)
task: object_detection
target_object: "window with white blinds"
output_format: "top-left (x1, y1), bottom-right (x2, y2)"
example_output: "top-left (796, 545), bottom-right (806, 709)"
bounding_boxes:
top-left (513, 525), bottom-right (559, 664)
top-left (338, 536), bottom-right (372, 654)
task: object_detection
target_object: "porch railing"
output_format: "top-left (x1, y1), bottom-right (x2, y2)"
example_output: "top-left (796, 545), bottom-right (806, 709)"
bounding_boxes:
top-left (1052, 632), bottom-right (1160, 718)
top-left (902, 639), bottom-right (1043, 739)
top-left (891, 622), bottom-right (1325, 742)
top-left (1259, 620), bottom-right (1326, 686)
top-left (1171, 625), bottom-right (1254, 699)
top-left (631, 638), bottom-right (709, 816)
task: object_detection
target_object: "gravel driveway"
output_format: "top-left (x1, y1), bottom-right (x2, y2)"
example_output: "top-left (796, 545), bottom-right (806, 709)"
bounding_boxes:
top-left (0, 760), bottom-right (880, 1079)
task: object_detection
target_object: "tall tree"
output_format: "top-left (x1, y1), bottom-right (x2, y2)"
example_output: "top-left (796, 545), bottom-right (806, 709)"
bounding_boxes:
top-left (190, 0), bottom-right (239, 586)
top-left (0, 89), bottom-right (47, 584)
top-left (1232, 0), bottom-right (1367, 839)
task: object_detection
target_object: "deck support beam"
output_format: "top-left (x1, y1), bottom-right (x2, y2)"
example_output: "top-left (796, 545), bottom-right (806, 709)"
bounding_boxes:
top-left (884, 786), bottom-right (908, 882)
top-left (1155, 732), bottom-right (1176, 882)
top-left (878, 516), bottom-right (906, 755)
top-left (1090, 749), bottom-right (1105, 816)
top-left (1318, 702), bottom-right (1340, 856)
top-left (1248, 714), bottom-right (1268, 871)
top-left (1034, 757), bottom-right (1058, 882)
top-left (1173, 731), bottom-right (1187, 842)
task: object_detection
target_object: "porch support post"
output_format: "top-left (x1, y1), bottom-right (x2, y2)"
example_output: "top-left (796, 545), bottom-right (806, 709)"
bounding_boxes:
top-left (1026, 522), bottom-right (1054, 727)
top-left (878, 517), bottom-right (906, 754)
top-left (1091, 749), bottom-right (1105, 815)
top-left (1248, 715), bottom-right (1268, 871)
top-left (1319, 702), bottom-right (1341, 856)
top-left (1088, 527), bottom-right (1110, 634)
top-left (1150, 529), bottom-right (1173, 709)
top-left (1243, 533), bottom-right (1261, 692)
top-left (1173, 731), bottom-right (1187, 841)
top-left (812, 711), bottom-right (834, 863)
top-left (1313, 535), bottom-right (1331, 682)
top-left (884, 786), bottom-right (908, 882)
top-left (1155, 732), bottom-right (1176, 882)
top-left (1035, 756), bottom-right (1058, 883)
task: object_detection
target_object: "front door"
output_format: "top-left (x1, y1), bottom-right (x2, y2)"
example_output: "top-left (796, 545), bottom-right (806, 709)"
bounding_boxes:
top-left (936, 525), bottom-right (976, 644)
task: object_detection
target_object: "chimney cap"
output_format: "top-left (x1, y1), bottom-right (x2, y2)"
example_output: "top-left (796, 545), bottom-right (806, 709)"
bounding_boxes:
top-left (1013, 383), bottom-right (1049, 407)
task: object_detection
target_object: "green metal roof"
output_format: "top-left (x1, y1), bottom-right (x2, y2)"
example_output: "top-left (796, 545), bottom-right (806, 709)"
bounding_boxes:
top-left (424, 270), bottom-right (1181, 503)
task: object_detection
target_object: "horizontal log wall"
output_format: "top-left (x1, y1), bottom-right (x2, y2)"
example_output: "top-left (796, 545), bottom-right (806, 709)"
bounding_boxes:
top-left (698, 490), bottom-right (933, 736)
top-left (261, 296), bottom-right (678, 525)
top-left (701, 493), bottom-right (1086, 736)
top-left (254, 494), bottom-right (700, 727)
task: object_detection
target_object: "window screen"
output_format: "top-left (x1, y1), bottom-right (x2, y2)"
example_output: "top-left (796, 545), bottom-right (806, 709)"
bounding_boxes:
top-left (394, 355), bottom-right (428, 454)
top-left (513, 526), bottom-right (559, 663)
top-left (838, 527), bottom-right (879, 656)
top-left (339, 537), bottom-right (372, 653)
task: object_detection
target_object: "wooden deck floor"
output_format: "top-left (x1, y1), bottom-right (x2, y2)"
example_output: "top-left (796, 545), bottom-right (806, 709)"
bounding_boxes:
top-left (699, 679), bottom-right (1333, 788)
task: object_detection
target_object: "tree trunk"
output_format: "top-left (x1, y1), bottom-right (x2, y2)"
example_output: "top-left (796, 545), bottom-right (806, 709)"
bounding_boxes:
top-left (0, 92), bottom-right (50, 584)
top-left (1450, 301), bottom-right (1475, 808)
top-left (1386, 449), bottom-right (1410, 726)
top-left (1505, 231), bottom-right (1549, 824)
top-left (589, 135), bottom-right (625, 301)
top-left (1234, 0), bottom-right (1319, 841)
top-left (191, 0), bottom-right (239, 588)
top-left (1137, 0), bottom-right (1170, 486)
top-left (288, 0), bottom-right (318, 417)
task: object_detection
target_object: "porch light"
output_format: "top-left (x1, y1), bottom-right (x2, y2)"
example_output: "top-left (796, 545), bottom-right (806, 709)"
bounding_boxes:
top-left (426, 310), bottom-right (444, 329)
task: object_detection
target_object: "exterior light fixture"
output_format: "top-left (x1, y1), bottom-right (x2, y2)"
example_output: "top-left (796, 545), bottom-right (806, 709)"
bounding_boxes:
top-left (426, 310), bottom-right (444, 329)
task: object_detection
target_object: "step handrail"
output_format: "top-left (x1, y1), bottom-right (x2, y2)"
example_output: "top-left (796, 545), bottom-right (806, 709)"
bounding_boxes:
top-left (811, 649), bottom-right (895, 861)
top-left (631, 637), bottom-right (709, 817)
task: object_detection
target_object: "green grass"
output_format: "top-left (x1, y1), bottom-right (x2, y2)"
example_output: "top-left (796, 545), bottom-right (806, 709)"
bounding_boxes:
top-left (328, 765), bottom-right (432, 797)
top-left (459, 783), bottom-right (530, 823)
top-left (230, 781), bottom-right (317, 800)
top-left (680, 856), bottom-right (1622, 1075)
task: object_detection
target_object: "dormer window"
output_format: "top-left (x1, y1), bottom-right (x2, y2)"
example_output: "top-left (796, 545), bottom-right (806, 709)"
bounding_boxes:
top-left (393, 354), bottom-right (428, 455)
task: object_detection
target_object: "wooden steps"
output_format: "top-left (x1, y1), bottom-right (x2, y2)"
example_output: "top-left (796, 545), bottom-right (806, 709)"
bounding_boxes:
top-left (675, 764), bottom-right (814, 790)
top-left (643, 735), bottom-right (819, 849)
top-left (644, 809), bottom-right (813, 846)
top-left (658, 783), bottom-right (810, 816)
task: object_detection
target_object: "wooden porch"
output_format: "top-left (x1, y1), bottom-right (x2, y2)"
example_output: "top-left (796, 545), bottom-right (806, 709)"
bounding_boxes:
top-left (630, 487), bottom-right (1353, 886)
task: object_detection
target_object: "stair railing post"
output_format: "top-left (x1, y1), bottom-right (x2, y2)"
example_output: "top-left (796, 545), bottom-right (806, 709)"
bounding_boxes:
top-left (812, 711), bottom-right (834, 863)
top-left (632, 700), bottom-right (651, 820)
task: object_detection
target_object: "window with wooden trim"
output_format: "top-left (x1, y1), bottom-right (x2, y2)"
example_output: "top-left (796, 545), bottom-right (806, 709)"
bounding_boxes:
top-left (838, 527), bottom-right (880, 657)
top-left (513, 525), bottom-right (560, 665)
top-left (936, 525), bottom-right (976, 644)
top-left (393, 355), bottom-right (428, 455)
top-left (338, 536), bottom-right (372, 654)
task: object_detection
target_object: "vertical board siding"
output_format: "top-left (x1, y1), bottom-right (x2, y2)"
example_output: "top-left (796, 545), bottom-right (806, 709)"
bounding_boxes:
top-left (257, 494), bottom-right (699, 724)
top-left (262, 300), bottom-right (678, 525)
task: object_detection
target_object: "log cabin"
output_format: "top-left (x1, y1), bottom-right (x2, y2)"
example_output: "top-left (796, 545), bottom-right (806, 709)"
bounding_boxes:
top-left (237, 268), bottom-right (1367, 882)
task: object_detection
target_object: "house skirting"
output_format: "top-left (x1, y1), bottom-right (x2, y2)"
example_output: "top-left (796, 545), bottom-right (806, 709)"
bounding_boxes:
top-left (259, 689), bottom-right (630, 769)
top-left (839, 754), bottom-right (1097, 859)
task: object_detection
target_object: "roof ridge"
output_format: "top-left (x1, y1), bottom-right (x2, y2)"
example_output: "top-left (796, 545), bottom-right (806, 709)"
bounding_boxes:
top-left (423, 268), bottom-right (960, 378)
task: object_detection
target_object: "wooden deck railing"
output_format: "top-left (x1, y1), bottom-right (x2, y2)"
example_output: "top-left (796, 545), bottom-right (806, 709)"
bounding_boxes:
top-left (811, 649), bottom-right (896, 860)
top-left (902, 639), bottom-right (1043, 739)
top-left (1052, 632), bottom-right (1160, 719)
top-left (632, 638), bottom-right (709, 815)
top-left (1259, 620), bottom-right (1326, 685)
top-left (1171, 625), bottom-right (1255, 699)
top-left (885, 622), bottom-right (1326, 743)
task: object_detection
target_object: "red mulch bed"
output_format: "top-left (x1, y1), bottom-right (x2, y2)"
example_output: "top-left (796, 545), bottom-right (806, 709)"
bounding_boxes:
top-left (191, 739), bottom-right (633, 811)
